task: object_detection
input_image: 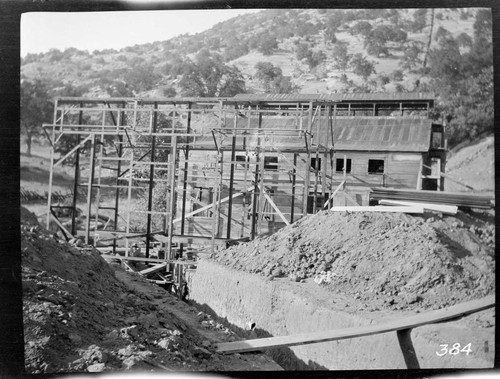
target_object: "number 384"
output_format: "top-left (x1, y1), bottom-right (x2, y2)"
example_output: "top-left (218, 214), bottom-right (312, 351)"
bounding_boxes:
top-left (436, 343), bottom-right (472, 356)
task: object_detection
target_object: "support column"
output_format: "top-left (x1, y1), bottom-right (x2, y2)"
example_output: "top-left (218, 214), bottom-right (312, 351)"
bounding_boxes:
top-left (290, 153), bottom-right (297, 223)
top-left (226, 134), bottom-right (237, 239)
top-left (146, 103), bottom-right (158, 258)
top-left (167, 136), bottom-right (178, 261)
top-left (179, 103), bottom-right (192, 258)
top-left (85, 134), bottom-right (96, 245)
top-left (71, 103), bottom-right (83, 236)
top-left (47, 99), bottom-right (59, 230)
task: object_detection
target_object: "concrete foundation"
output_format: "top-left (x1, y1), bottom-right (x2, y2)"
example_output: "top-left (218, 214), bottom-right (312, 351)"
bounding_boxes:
top-left (189, 260), bottom-right (495, 370)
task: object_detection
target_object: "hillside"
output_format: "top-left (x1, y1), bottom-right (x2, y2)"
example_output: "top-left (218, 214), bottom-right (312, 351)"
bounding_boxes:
top-left (444, 136), bottom-right (494, 192)
top-left (21, 8), bottom-right (479, 95)
top-left (21, 8), bottom-right (493, 150)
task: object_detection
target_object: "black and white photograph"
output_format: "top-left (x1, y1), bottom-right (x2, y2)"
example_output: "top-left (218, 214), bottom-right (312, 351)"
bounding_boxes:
top-left (13, 1), bottom-right (496, 376)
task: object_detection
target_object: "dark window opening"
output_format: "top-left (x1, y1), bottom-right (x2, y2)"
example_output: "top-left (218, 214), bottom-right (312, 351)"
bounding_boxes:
top-left (422, 178), bottom-right (438, 191)
top-left (235, 155), bottom-right (248, 167)
top-left (311, 157), bottom-right (321, 171)
top-left (336, 158), bottom-right (352, 173)
top-left (307, 192), bottom-right (330, 214)
top-left (264, 156), bottom-right (278, 170)
top-left (368, 159), bottom-right (384, 174)
top-left (236, 155), bottom-right (247, 162)
top-left (431, 131), bottom-right (443, 149)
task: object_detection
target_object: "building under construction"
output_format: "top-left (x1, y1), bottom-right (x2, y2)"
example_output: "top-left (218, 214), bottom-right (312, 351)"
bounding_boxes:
top-left (44, 92), bottom-right (447, 292)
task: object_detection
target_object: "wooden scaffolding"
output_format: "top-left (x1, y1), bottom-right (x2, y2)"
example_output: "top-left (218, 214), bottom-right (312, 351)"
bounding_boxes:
top-left (43, 94), bottom-right (436, 293)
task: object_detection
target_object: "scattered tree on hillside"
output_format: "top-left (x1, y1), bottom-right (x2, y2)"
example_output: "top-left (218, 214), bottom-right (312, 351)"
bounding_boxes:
top-left (307, 50), bottom-right (327, 70)
top-left (122, 63), bottom-right (162, 93)
top-left (434, 26), bottom-right (452, 42)
top-left (456, 32), bottom-right (473, 49)
top-left (400, 42), bottom-right (423, 71)
top-left (179, 52), bottom-right (246, 97)
top-left (427, 36), bottom-right (463, 84)
top-left (162, 86), bottom-right (177, 97)
top-left (103, 79), bottom-right (134, 97)
top-left (432, 67), bottom-right (493, 147)
top-left (473, 9), bottom-right (492, 37)
top-left (254, 62), bottom-right (298, 94)
top-left (324, 12), bottom-right (344, 41)
top-left (364, 25), bottom-right (407, 57)
top-left (258, 35), bottom-right (278, 56)
top-left (350, 21), bottom-right (372, 38)
top-left (349, 54), bottom-right (375, 81)
top-left (295, 43), bottom-right (311, 61)
top-left (424, 9), bottom-right (493, 148)
top-left (20, 79), bottom-right (53, 156)
top-left (391, 70), bottom-right (404, 82)
top-left (411, 9), bottom-right (428, 32)
top-left (332, 42), bottom-right (352, 73)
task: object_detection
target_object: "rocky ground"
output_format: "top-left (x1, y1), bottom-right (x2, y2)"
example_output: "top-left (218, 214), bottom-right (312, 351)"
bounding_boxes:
top-left (21, 207), bottom-right (281, 374)
top-left (211, 208), bottom-right (495, 313)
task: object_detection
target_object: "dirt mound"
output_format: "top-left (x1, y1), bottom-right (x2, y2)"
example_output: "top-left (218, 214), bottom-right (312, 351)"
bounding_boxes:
top-left (21, 207), bottom-right (270, 374)
top-left (211, 210), bottom-right (495, 311)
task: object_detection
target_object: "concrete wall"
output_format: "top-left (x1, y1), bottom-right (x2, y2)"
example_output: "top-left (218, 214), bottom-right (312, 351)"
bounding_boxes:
top-left (189, 260), bottom-right (494, 370)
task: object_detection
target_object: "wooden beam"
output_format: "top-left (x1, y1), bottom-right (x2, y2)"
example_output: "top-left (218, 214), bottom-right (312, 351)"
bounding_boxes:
top-left (216, 295), bottom-right (494, 354)
top-left (260, 186), bottom-right (290, 226)
top-left (378, 200), bottom-right (457, 215)
top-left (139, 263), bottom-right (168, 276)
top-left (54, 134), bottom-right (92, 168)
top-left (422, 164), bottom-right (476, 191)
top-left (49, 211), bottom-right (73, 241)
top-left (172, 190), bottom-right (248, 224)
top-left (329, 206), bottom-right (423, 214)
top-left (323, 179), bottom-right (346, 208)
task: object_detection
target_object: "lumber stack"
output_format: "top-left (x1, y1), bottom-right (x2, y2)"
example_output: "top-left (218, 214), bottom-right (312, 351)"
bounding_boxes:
top-left (370, 187), bottom-right (494, 209)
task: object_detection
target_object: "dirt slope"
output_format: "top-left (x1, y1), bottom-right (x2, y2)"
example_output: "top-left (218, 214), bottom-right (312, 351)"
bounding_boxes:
top-left (445, 136), bottom-right (494, 192)
top-left (211, 209), bottom-right (494, 312)
top-left (21, 207), bottom-right (280, 374)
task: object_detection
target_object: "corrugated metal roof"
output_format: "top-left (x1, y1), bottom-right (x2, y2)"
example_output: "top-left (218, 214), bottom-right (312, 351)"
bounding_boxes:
top-left (192, 116), bottom-right (432, 152)
top-left (331, 117), bottom-right (431, 152)
top-left (231, 92), bottom-right (435, 103)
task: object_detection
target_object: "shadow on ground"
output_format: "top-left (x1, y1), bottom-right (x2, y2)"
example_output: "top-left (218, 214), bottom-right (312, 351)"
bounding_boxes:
top-left (188, 300), bottom-right (329, 370)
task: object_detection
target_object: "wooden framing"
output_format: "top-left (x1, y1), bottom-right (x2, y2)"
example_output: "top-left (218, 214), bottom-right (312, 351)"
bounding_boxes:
top-left (44, 94), bottom-right (443, 294)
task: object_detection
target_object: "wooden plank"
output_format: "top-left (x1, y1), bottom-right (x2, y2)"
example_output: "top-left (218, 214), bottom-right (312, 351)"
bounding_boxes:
top-left (121, 260), bottom-right (136, 273)
top-left (323, 179), bottom-right (345, 208)
top-left (101, 254), bottom-right (197, 266)
top-left (329, 206), bottom-right (423, 214)
top-left (216, 295), bottom-right (494, 354)
top-left (54, 134), bottom-right (92, 168)
top-left (49, 211), bottom-right (74, 241)
top-left (172, 189), bottom-right (250, 224)
top-left (139, 263), bottom-right (167, 276)
top-left (422, 164), bottom-right (476, 191)
top-left (101, 254), bottom-right (167, 263)
top-left (379, 200), bottom-right (457, 215)
top-left (260, 186), bottom-right (290, 226)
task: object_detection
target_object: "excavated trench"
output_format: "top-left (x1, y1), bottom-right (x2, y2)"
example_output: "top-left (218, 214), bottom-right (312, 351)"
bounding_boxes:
top-left (189, 260), bottom-right (494, 370)
top-left (187, 210), bottom-right (495, 370)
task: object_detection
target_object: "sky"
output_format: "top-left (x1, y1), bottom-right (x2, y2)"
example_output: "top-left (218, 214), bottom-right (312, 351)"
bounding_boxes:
top-left (20, 9), bottom-right (262, 57)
